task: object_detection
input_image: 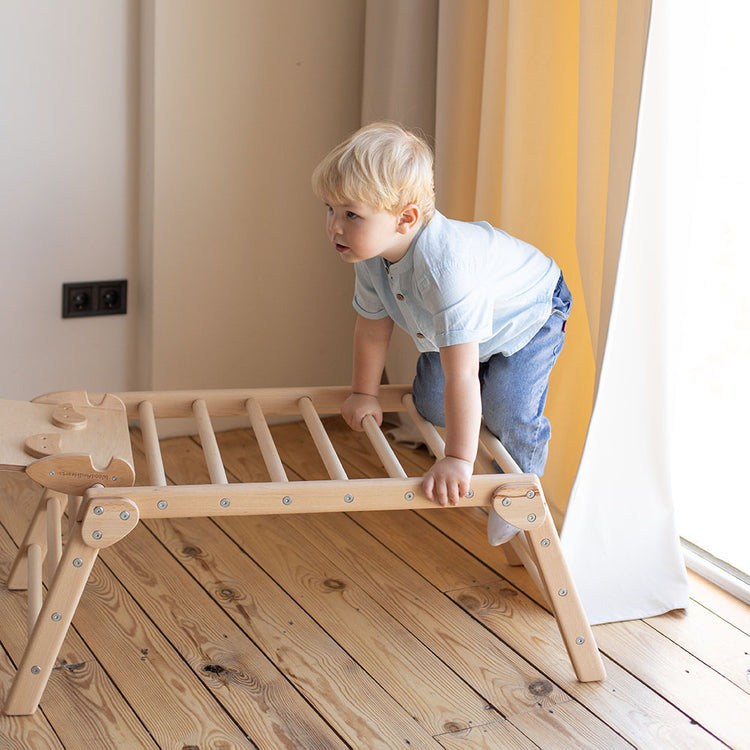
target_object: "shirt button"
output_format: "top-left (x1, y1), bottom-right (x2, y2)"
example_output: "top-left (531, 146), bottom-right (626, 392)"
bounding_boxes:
top-left (396, 293), bottom-right (404, 301)
top-left (416, 333), bottom-right (425, 339)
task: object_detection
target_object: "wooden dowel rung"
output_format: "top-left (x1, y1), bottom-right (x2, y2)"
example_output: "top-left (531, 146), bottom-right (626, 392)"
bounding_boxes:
top-left (298, 396), bottom-right (347, 480)
top-left (67, 494), bottom-right (81, 534)
top-left (46, 493), bottom-right (63, 581)
top-left (192, 399), bottom-right (228, 485)
top-left (138, 400), bottom-right (167, 487)
top-left (362, 415), bottom-right (407, 479)
top-left (27, 544), bottom-right (43, 636)
top-left (402, 394), bottom-right (445, 460)
top-left (245, 398), bottom-right (288, 482)
top-left (479, 424), bottom-right (522, 474)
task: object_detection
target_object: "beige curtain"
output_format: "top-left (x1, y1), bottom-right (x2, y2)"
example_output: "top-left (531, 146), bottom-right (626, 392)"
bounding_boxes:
top-left (362, 0), bottom-right (690, 622)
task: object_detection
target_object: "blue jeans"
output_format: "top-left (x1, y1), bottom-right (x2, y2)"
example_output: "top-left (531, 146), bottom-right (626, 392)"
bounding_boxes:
top-left (412, 273), bottom-right (572, 476)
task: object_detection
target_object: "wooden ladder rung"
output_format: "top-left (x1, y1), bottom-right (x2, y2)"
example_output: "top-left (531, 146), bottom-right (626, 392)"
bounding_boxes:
top-left (138, 400), bottom-right (167, 487)
top-left (298, 396), bottom-right (347, 481)
top-left (362, 415), bottom-right (407, 479)
top-left (192, 398), bottom-right (228, 485)
top-left (479, 423), bottom-right (522, 473)
top-left (27, 544), bottom-right (43, 636)
top-left (402, 394), bottom-right (445, 459)
top-left (245, 398), bottom-right (288, 482)
top-left (46, 492), bottom-right (63, 582)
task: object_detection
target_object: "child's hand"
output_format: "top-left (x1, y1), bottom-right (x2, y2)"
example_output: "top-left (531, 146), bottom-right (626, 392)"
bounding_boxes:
top-left (422, 456), bottom-right (473, 507)
top-left (342, 392), bottom-right (382, 432)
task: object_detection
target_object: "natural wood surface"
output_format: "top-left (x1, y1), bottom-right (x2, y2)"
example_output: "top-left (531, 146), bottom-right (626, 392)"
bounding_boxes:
top-left (1, 412), bottom-right (749, 747)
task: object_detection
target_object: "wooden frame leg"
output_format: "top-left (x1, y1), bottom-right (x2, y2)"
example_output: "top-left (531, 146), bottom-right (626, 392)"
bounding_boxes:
top-left (493, 478), bottom-right (606, 683)
top-left (3, 521), bottom-right (99, 715)
top-left (7, 489), bottom-right (67, 591)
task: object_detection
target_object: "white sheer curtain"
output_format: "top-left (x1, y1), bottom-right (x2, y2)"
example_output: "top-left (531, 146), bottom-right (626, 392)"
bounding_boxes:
top-left (562, 0), bottom-right (689, 623)
top-left (359, 0), bottom-right (691, 624)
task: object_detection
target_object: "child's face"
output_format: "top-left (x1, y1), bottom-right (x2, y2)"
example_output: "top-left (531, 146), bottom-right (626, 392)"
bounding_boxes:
top-left (324, 201), bottom-right (414, 264)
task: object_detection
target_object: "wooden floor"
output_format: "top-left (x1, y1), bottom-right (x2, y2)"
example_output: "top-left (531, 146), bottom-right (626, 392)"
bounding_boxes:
top-left (1, 416), bottom-right (749, 749)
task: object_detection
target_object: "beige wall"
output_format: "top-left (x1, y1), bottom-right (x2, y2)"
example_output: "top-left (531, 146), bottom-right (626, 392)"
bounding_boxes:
top-left (0, 1), bottom-right (139, 400)
top-left (1, 1), bottom-right (365, 403)
top-left (142, 0), bottom-right (364, 393)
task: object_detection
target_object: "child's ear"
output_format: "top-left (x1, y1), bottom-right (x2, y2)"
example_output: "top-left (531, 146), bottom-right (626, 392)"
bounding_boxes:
top-left (397, 204), bottom-right (420, 233)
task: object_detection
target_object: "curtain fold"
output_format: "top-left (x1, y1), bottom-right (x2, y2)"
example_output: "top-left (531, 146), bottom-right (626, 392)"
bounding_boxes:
top-left (360, 0), bottom-right (689, 623)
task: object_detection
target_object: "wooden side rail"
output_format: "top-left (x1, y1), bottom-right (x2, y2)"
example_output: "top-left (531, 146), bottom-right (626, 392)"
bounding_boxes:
top-left (2, 385), bottom-right (605, 716)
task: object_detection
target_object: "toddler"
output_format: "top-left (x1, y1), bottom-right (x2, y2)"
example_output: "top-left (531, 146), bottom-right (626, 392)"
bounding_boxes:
top-left (312, 122), bottom-right (571, 544)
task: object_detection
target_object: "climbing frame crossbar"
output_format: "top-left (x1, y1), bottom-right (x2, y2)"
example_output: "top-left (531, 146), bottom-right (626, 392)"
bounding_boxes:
top-left (0, 384), bottom-right (605, 715)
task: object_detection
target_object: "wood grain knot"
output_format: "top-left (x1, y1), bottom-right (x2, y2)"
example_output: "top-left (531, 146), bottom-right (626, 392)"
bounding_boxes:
top-left (323, 578), bottom-right (346, 591)
top-left (528, 680), bottom-right (554, 697)
top-left (202, 664), bottom-right (227, 675)
top-left (442, 721), bottom-right (470, 735)
top-left (216, 586), bottom-right (242, 602)
top-left (181, 546), bottom-right (203, 558)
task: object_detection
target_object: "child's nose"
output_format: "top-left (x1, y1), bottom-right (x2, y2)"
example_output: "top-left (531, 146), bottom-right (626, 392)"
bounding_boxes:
top-left (328, 214), bottom-right (342, 235)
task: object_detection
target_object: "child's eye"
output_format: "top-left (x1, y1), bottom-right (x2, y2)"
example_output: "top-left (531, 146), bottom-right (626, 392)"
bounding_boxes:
top-left (346, 211), bottom-right (360, 219)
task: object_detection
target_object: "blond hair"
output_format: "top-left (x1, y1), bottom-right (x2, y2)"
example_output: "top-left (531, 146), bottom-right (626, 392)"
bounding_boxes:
top-left (312, 121), bottom-right (435, 222)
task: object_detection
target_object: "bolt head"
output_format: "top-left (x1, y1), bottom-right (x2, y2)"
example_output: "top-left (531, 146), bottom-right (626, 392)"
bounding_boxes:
top-left (219, 498), bottom-right (230, 508)
top-left (404, 491), bottom-right (414, 501)
top-left (541, 538), bottom-right (551, 547)
top-left (527, 513), bottom-right (537, 523)
top-left (73, 558), bottom-right (83, 567)
top-left (558, 588), bottom-right (568, 597)
top-left (157, 500), bottom-right (168, 510)
top-left (526, 489), bottom-right (535, 498)
top-left (502, 498), bottom-right (511, 506)
top-left (93, 506), bottom-right (104, 515)
top-left (465, 489), bottom-right (474, 499)
top-left (120, 510), bottom-right (130, 520)
top-left (344, 494), bottom-right (354, 503)
top-left (282, 495), bottom-right (292, 505)
top-left (31, 666), bottom-right (41, 675)
top-left (92, 530), bottom-right (103, 540)
top-left (576, 636), bottom-right (585, 645)
top-left (51, 612), bottom-right (62, 622)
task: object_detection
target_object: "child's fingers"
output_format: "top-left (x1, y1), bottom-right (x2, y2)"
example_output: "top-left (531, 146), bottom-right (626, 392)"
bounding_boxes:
top-left (422, 473), bottom-right (435, 502)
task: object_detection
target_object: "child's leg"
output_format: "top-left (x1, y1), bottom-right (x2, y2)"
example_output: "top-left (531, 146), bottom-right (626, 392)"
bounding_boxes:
top-left (412, 274), bottom-right (571, 544)
top-left (481, 274), bottom-right (571, 476)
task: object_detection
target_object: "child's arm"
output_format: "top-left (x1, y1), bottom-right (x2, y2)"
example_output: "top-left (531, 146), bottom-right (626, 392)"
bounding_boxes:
top-left (342, 314), bottom-right (394, 431)
top-left (423, 341), bottom-right (481, 507)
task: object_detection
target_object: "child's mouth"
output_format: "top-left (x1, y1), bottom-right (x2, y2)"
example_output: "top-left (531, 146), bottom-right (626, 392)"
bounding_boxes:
top-left (335, 243), bottom-right (349, 253)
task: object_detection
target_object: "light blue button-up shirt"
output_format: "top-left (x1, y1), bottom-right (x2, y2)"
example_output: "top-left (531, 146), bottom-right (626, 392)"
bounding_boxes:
top-left (353, 211), bottom-right (560, 359)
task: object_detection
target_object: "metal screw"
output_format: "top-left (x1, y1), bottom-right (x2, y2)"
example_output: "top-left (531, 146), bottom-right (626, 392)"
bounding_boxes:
top-left (527, 513), bottom-right (537, 523)
top-left (120, 510), bottom-right (130, 521)
top-left (49, 471), bottom-right (55, 477)
top-left (540, 538), bottom-right (551, 547)
top-left (51, 612), bottom-right (62, 622)
top-left (111, 476), bottom-right (118, 482)
top-left (465, 489), bottom-right (475, 499)
top-left (282, 495), bottom-right (292, 505)
top-left (92, 530), bottom-right (103, 540)
top-left (502, 498), bottom-right (511, 506)
top-left (157, 500), bottom-right (168, 510)
top-left (576, 636), bottom-right (585, 645)
top-left (526, 489), bottom-right (535, 499)
top-left (558, 588), bottom-right (568, 597)
top-left (344, 494), bottom-right (354, 503)
top-left (31, 666), bottom-right (41, 675)
top-left (93, 506), bottom-right (104, 515)
top-left (404, 491), bottom-right (414, 501)
top-left (73, 558), bottom-right (83, 567)
top-left (219, 498), bottom-right (230, 508)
